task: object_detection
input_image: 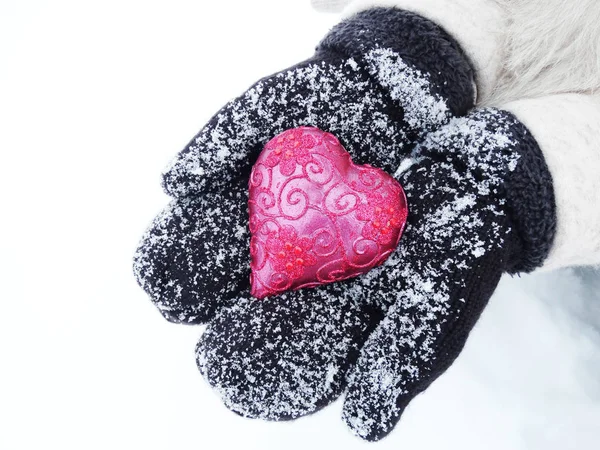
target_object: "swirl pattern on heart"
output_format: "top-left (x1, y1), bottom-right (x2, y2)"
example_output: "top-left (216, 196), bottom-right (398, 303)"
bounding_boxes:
top-left (249, 127), bottom-right (408, 299)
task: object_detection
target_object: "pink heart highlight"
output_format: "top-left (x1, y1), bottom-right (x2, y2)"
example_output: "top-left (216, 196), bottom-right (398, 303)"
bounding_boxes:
top-left (248, 127), bottom-right (408, 299)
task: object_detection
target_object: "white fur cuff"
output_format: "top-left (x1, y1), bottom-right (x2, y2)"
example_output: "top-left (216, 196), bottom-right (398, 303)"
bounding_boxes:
top-left (311, 0), bottom-right (353, 13)
top-left (504, 94), bottom-right (600, 270)
top-left (341, 0), bottom-right (506, 103)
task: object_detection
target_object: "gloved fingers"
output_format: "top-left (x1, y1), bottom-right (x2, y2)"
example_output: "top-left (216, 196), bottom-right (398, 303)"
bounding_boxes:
top-left (337, 134), bottom-right (519, 439)
top-left (161, 55), bottom-right (418, 199)
top-left (196, 283), bottom-right (383, 420)
top-left (133, 179), bottom-right (250, 324)
top-left (342, 250), bottom-right (505, 441)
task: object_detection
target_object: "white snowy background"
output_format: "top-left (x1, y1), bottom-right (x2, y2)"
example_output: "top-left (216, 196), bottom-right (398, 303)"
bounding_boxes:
top-left (1, 0), bottom-right (600, 449)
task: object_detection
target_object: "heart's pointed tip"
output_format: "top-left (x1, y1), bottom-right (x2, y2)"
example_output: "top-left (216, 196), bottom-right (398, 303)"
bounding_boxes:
top-left (249, 275), bottom-right (267, 300)
top-left (249, 288), bottom-right (263, 300)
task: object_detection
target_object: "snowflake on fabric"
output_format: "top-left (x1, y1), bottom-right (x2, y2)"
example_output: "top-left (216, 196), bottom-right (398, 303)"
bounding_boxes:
top-left (265, 226), bottom-right (317, 280)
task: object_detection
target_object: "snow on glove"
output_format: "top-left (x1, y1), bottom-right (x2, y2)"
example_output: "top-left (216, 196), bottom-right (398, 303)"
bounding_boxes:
top-left (195, 108), bottom-right (556, 439)
top-left (341, 108), bottom-right (557, 440)
top-left (133, 8), bottom-right (475, 324)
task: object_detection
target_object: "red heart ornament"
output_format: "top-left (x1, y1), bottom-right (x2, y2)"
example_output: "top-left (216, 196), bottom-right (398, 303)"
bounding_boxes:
top-left (248, 127), bottom-right (408, 299)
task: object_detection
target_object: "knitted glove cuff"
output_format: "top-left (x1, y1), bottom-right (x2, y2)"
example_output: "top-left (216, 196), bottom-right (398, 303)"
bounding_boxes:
top-left (501, 110), bottom-right (557, 273)
top-left (317, 7), bottom-right (476, 116)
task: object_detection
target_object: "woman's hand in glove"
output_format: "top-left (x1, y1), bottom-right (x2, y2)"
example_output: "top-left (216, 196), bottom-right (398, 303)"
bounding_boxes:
top-left (161, 8), bottom-right (474, 198)
top-left (194, 108), bottom-right (556, 440)
top-left (133, 8), bottom-right (475, 324)
top-left (341, 108), bottom-right (556, 440)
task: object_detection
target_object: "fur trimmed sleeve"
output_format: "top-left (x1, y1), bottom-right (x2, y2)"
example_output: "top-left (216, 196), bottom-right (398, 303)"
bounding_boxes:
top-left (502, 94), bottom-right (600, 270)
top-left (311, 0), bottom-right (352, 12)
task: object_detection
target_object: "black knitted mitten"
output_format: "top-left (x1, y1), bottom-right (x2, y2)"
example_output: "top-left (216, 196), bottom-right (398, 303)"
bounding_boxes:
top-left (340, 108), bottom-right (556, 440)
top-left (193, 109), bottom-right (556, 441)
top-left (133, 8), bottom-right (475, 324)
